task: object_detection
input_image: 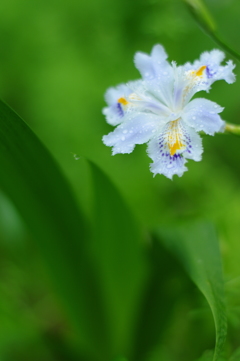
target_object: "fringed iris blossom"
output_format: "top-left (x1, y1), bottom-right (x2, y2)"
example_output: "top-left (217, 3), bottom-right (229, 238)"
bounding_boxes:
top-left (102, 45), bottom-right (235, 179)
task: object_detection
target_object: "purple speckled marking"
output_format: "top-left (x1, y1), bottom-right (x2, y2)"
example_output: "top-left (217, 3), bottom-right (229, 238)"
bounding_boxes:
top-left (206, 66), bottom-right (217, 79)
top-left (116, 103), bottom-right (124, 117)
top-left (206, 66), bottom-right (212, 78)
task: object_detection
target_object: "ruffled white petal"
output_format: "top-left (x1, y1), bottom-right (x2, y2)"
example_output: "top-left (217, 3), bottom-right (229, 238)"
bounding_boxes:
top-left (174, 65), bottom-right (210, 107)
top-left (104, 84), bottom-right (131, 106)
top-left (134, 44), bottom-right (169, 80)
top-left (126, 80), bottom-right (172, 117)
top-left (147, 120), bottom-right (203, 178)
top-left (217, 60), bottom-right (235, 84)
top-left (182, 124), bottom-right (203, 161)
top-left (103, 82), bottom-right (140, 126)
top-left (103, 113), bottom-right (160, 155)
top-left (184, 49), bottom-right (224, 71)
top-left (183, 49), bottom-right (235, 91)
top-left (134, 45), bottom-right (174, 107)
top-left (147, 134), bottom-right (188, 179)
top-left (200, 50), bottom-right (235, 84)
top-left (182, 98), bottom-right (225, 135)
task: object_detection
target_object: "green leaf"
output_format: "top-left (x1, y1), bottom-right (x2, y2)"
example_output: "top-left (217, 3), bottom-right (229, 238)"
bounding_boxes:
top-left (0, 100), bottom-right (107, 358)
top-left (131, 238), bottom-right (188, 361)
top-left (182, 0), bottom-right (240, 61)
top-left (111, 357), bottom-right (129, 361)
top-left (229, 347), bottom-right (240, 361)
top-left (89, 162), bottom-right (146, 355)
top-left (156, 222), bottom-right (227, 361)
top-left (183, 0), bottom-right (216, 33)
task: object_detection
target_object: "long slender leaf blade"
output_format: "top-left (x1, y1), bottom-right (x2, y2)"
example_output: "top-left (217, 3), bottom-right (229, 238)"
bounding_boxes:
top-left (131, 238), bottom-right (188, 361)
top-left (0, 100), bottom-right (107, 358)
top-left (156, 222), bottom-right (227, 361)
top-left (89, 162), bottom-right (146, 354)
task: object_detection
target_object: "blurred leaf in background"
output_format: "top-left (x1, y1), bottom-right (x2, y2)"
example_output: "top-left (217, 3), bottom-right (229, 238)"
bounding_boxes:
top-left (0, 0), bottom-right (240, 360)
top-left (156, 222), bottom-right (226, 361)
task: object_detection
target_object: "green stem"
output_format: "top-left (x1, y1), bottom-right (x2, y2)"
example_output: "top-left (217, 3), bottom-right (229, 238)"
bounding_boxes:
top-left (224, 122), bottom-right (240, 136)
top-left (208, 32), bottom-right (240, 63)
top-left (183, 0), bottom-right (240, 62)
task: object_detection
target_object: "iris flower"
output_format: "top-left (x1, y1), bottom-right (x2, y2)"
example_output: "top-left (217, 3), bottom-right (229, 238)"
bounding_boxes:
top-left (102, 45), bottom-right (235, 179)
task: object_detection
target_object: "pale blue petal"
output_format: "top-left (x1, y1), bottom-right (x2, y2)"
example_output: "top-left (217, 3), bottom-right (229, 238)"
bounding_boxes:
top-left (184, 49), bottom-right (235, 87)
top-left (147, 120), bottom-right (203, 178)
top-left (134, 44), bottom-right (170, 80)
top-left (183, 98), bottom-right (225, 135)
top-left (103, 83), bottom-right (137, 126)
top-left (102, 113), bottom-right (160, 155)
top-left (126, 80), bottom-right (172, 117)
top-left (179, 50), bottom-right (235, 105)
top-left (182, 125), bottom-right (203, 161)
top-left (134, 45), bottom-right (174, 107)
top-left (147, 135), bottom-right (188, 179)
top-left (184, 49), bottom-right (224, 71)
top-left (145, 78), bottom-right (174, 109)
top-left (217, 60), bottom-right (235, 84)
top-left (104, 84), bottom-right (131, 105)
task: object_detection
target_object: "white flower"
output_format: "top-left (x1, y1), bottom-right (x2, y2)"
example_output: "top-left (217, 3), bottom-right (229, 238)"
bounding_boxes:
top-left (102, 44), bottom-right (235, 179)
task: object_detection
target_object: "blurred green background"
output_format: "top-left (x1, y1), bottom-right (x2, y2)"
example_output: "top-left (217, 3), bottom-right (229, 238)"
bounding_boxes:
top-left (0, 0), bottom-right (240, 360)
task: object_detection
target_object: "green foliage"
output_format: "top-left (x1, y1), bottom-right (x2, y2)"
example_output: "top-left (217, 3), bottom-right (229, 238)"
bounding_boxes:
top-left (89, 162), bottom-right (146, 354)
top-left (183, 0), bottom-right (216, 33)
top-left (0, 99), bottom-right (106, 359)
top-left (0, 0), bottom-right (240, 360)
top-left (229, 347), bottom-right (240, 360)
top-left (156, 223), bottom-right (227, 361)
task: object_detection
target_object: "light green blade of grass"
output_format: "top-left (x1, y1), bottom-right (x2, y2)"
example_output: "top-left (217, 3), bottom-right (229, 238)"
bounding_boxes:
top-left (89, 162), bottom-right (146, 355)
top-left (0, 100), bottom-right (108, 359)
top-left (156, 222), bottom-right (227, 361)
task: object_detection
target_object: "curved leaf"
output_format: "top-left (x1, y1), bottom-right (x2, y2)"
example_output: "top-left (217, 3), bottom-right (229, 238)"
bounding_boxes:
top-left (0, 100), bottom-right (107, 358)
top-left (156, 222), bottom-right (227, 361)
top-left (89, 161), bottom-right (146, 354)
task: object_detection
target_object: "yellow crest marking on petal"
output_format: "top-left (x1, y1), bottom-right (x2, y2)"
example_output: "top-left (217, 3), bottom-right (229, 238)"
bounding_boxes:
top-left (118, 97), bottom-right (129, 105)
top-left (195, 65), bottom-right (206, 77)
top-left (183, 65), bottom-right (207, 105)
top-left (170, 139), bottom-right (183, 156)
top-left (129, 93), bottom-right (141, 100)
top-left (167, 119), bottom-right (185, 156)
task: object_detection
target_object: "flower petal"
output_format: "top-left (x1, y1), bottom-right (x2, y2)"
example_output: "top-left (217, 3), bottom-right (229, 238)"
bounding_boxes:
top-left (102, 113), bottom-right (160, 155)
top-left (178, 50), bottom-right (235, 105)
top-left (126, 80), bottom-right (172, 117)
top-left (147, 120), bottom-right (203, 178)
top-left (182, 98), bottom-right (225, 135)
top-left (134, 45), bottom-right (174, 107)
top-left (198, 50), bottom-right (235, 84)
top-left (147, 135), bottom-right (188, 179)
top-left (103, 82), bottom-right (138, 126)
top-left (134, 44), bottom-right (170, 80)
top-left (182, 124), bottom-right (203, 161)
top-left (183, 49), bottom-right (235, 89)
